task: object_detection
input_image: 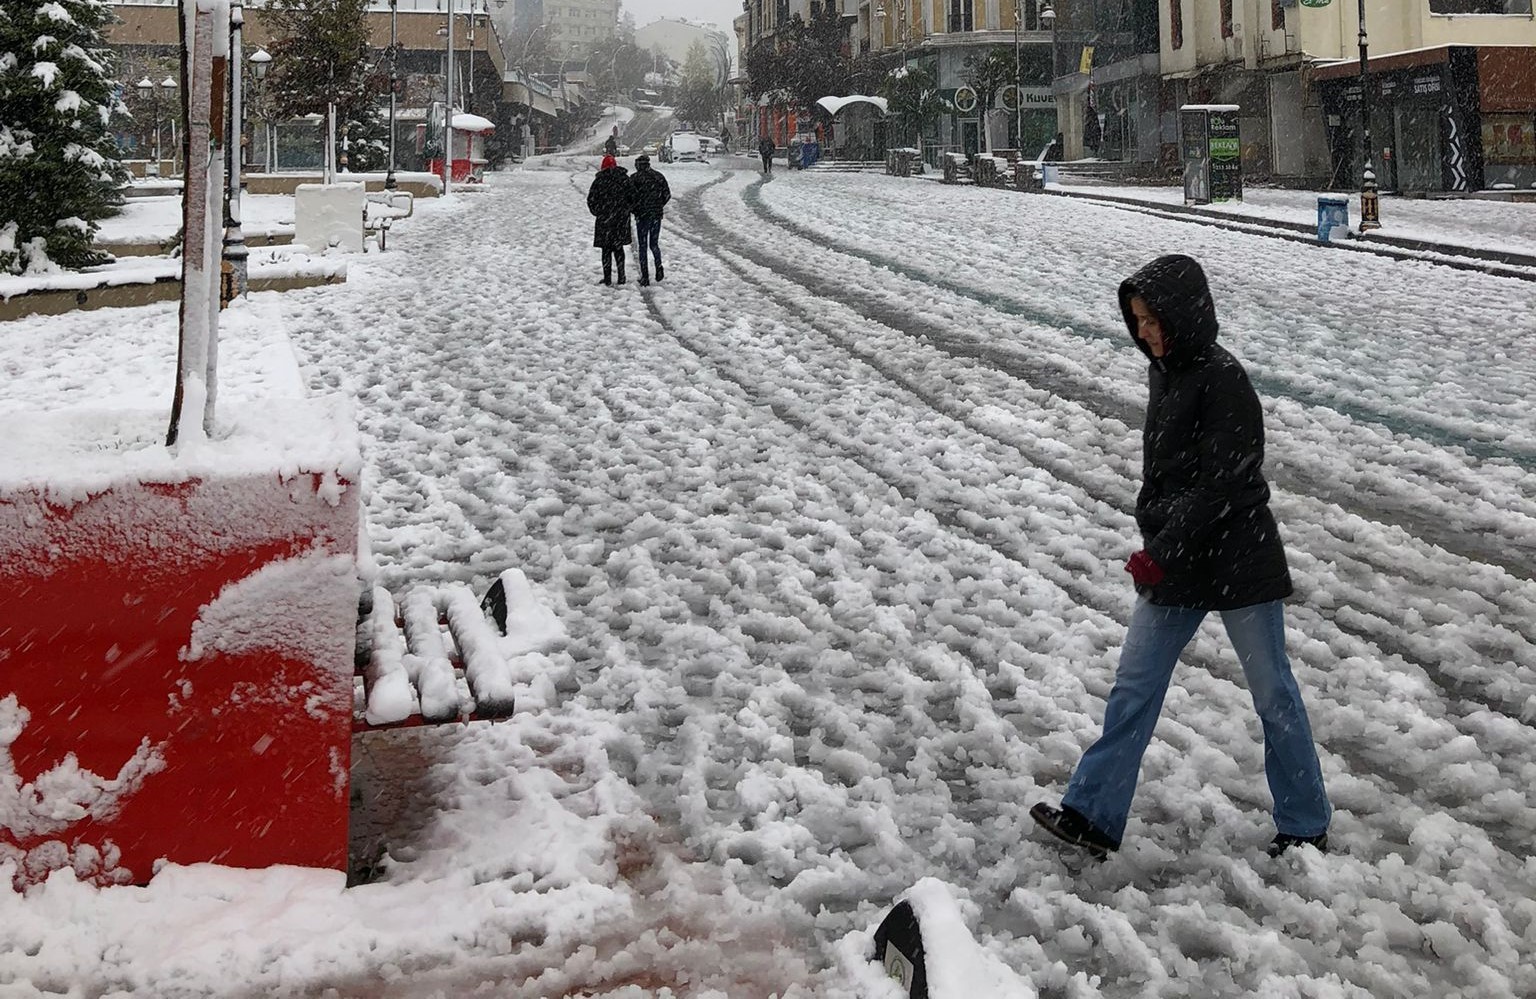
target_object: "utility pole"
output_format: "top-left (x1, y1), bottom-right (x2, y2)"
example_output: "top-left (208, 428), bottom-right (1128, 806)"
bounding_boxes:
top-left (445, 0), bottom-right (455, 195)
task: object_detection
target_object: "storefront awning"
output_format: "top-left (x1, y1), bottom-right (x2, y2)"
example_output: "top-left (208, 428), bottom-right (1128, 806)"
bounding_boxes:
top-left (1309, 44), bottom-right (1451, 82)
top-left (816, 95), bottom-right (889, 117)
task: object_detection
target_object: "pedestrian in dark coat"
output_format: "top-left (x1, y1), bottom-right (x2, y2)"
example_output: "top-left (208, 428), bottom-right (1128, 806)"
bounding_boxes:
top-left (758, 135), bottom-right (775, 174)
top-left (587, 155), bottom-right (632, 285)
top-left (629, 153), bottom-right (671, 286)
top-left (1031, 254), bottom-right (1331, 861)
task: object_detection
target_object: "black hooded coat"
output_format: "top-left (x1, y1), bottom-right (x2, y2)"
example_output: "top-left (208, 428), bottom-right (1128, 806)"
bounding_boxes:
top-left (1118, 254), bottom-right (1293, 610)
top-left (587, 166), bottom-right (633, 248)
top-left (630, 162), bottom-right (671, 220)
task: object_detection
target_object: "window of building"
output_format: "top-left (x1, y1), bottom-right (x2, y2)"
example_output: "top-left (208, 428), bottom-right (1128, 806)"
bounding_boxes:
top-left (1429, 0), bottom-right (1530, 12)
top-left (1220, 0), bottom-right (1232, 37)
top-left (1272, 0), bottom-right (1284, 29)
top-left (948, 0), bottom-right (973, 32)
top-left (1170, 0), bottom-right (1183, 50)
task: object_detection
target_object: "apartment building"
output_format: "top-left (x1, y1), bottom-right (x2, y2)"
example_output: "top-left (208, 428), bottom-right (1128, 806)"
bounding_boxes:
top-left (1160, 0), bottom-right (1536, 189)
top-left (544, 0), bottom-right (619, 59)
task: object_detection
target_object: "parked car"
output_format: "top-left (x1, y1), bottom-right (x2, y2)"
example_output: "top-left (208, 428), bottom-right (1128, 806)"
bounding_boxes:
top-left (665, 132), bottom-right (706, 163)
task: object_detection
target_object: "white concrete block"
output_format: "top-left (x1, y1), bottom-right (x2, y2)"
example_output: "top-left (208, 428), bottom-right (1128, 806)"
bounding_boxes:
top-left (294, 182), bottom-right (366, 254)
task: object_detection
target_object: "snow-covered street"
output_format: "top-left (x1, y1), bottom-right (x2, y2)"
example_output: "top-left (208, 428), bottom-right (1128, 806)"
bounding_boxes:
top-left (3, 158), bottom-right (1535, 997)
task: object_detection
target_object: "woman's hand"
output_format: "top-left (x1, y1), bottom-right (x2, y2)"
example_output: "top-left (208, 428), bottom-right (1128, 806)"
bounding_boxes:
top-left (1125, 550), bottom-right (1165, 586)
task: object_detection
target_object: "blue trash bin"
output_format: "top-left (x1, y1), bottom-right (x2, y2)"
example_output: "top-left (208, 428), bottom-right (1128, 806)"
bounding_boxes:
top-left (1317, 196), bottom-right (1350, 242)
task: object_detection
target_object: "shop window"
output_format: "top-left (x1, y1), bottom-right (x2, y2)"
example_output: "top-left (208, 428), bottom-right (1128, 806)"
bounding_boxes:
top-left (1220, 0), bottom-right (1233, 38)
top-left (1429, 1), bottom-right (1529, 12)
top-left (1170, 0), bottom-right (1183, 50)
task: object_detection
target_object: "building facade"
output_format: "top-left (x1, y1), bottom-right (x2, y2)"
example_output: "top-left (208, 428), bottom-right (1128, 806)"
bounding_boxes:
top-left (543, 0), bottom-right (619, 60)
top-left (1159, 0), bottom-right (1536, 189)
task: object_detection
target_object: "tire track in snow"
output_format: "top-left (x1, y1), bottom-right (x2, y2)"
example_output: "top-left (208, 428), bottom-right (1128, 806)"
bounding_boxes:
top-left (738, 178), bottom-right (1536, 472)
top-left (689, 176), bottom-right (1536, 585)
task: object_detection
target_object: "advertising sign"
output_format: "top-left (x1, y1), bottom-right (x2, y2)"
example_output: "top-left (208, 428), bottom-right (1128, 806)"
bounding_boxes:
top-left (1208, 109), bottom-right (1243, 203)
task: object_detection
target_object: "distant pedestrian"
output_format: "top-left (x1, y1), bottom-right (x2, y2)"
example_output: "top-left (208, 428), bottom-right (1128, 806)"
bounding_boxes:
top-left (629, 153), bottom-right (671, 287)
top-left (1030, 254), bottom-right (1331, 862)
top-left (758, 135), bottom-right (775, 174)
top-left (587, 154), bottom-right (633, 286)
top-left (604, 128), bottom-right (620, 158)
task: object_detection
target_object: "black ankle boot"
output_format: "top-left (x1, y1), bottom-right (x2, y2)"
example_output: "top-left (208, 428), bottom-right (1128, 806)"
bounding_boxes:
top-left (1030, 802), bottom-right (1119, 859)
top-left (1267, 831), bottom-right (1328, 857)
top-left (655, 262), bottom-right (664, 281)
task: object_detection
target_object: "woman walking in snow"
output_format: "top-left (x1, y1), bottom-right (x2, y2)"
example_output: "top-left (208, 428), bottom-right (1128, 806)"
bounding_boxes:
top-left (587, 155), bottom-right (633, 286)
top-left (1031, 254), bottom-right (1332, 861)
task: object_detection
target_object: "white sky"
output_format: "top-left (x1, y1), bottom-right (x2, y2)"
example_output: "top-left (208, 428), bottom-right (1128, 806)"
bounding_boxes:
top-left (3, 142), bottom-right (1536, 996)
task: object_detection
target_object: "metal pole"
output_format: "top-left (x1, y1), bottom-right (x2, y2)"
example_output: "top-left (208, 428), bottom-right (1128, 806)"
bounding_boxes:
top-left (444, 0), bottom-right (454, 195)
top-left (467, 1), bottom-right (476, 113)
top-left (387, 0), bottom-right (398, 188)
top-left (1357, 0), bottom-right (1380, 230)
top-left (225, 0), bottom-right (248, 298)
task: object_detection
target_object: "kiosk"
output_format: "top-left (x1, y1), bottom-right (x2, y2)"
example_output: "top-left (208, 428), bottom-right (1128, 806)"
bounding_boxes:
top-left (1179, 105), bottom-right (1243, 206)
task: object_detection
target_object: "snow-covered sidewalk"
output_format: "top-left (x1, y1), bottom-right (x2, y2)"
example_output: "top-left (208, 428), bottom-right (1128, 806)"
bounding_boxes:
top-left (1053, 180), bottom-right (1536, 258)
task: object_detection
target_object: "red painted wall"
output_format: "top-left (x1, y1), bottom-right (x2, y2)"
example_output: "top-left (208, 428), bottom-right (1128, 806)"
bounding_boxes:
top-left (0, 471), bottom-right (360, 887)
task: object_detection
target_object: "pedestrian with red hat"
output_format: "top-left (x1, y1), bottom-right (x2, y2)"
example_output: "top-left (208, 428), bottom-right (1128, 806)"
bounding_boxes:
top-left (587, 154), bottom-right (633, 286)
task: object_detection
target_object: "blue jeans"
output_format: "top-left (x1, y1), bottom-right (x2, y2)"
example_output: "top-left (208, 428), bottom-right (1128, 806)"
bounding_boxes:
top-left (635, 217), bottom-right (662, 279)
top-left (1062, 598), bottom-right (1330, 844)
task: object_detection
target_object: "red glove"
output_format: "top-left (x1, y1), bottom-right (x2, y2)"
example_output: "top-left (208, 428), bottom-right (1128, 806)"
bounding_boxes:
top-left (1125, 550), bottom-right (1165, 587)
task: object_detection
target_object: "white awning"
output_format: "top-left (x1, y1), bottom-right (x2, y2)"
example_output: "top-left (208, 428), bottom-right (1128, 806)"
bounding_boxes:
top-left (815, 95), bottom-right (889, 117)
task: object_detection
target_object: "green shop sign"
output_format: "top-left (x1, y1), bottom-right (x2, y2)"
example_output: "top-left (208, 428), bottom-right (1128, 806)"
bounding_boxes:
top-left (1299, 0), bottom-right (1332, 7)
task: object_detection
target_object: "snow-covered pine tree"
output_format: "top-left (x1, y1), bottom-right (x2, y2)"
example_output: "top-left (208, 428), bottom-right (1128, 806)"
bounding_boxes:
top-left (0, 0), bottom-right (128, 273)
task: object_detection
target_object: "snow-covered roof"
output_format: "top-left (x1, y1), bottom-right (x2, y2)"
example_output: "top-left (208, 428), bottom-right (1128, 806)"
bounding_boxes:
top-left (451, 113), bottom-right (495, 133)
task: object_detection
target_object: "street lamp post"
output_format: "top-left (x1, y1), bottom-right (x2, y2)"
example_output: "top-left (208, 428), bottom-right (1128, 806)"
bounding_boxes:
top-left (1013, 0), bottom-right (1022, 150)
top-left (1358, 0), bottom-right (1381, 230)
top-left (248, 48), bottom-right (271, 171)
top-left (224, 0), bottom-right (248, 300)
top-left (1040, 2), bottom-right (1057, 81)
top-left (387, 0), bottom-right (398, 189)
top-left (518, 24), bottom-right (547, 159)
top-left (137, 75), bottom-right (178, 175)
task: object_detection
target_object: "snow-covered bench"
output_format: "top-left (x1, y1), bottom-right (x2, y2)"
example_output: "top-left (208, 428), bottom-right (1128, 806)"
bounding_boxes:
top-left (354, 568), bottom-right (564, 731)
top-left (364, 190), bottom-right (415, 252)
